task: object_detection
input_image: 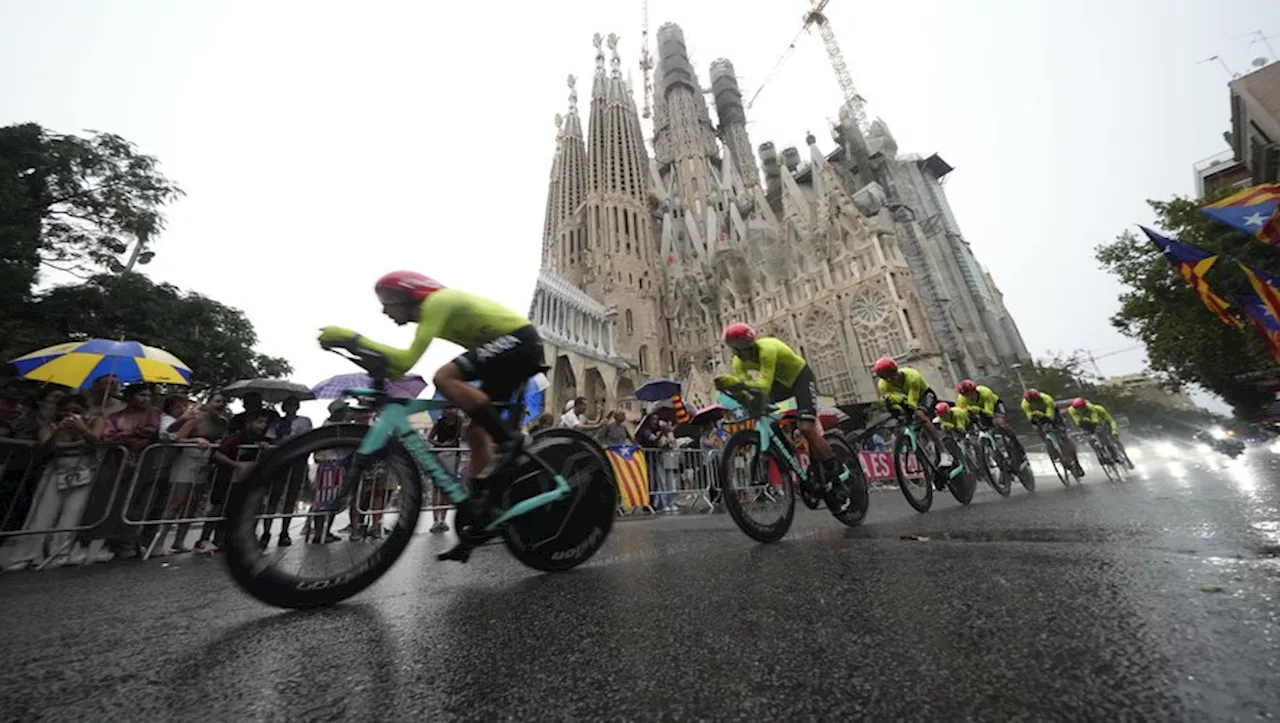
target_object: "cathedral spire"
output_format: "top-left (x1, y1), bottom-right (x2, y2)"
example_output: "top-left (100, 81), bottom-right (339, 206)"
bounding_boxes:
top-left (542, 73), bottom-right (588, 281)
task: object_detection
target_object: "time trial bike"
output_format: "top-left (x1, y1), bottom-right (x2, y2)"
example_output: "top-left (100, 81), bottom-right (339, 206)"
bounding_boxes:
top-left (716, 385), bottom-right (869, 543)
top-left (222, 346), bottom-right (618, 609)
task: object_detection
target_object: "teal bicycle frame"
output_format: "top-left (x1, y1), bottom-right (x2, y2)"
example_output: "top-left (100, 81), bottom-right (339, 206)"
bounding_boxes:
top-left (345, 388), bottom-right (570, 532)
top-left (900, 416), bottom-right (964, 481)
top-left (717, 392), bottom-right (806, 478)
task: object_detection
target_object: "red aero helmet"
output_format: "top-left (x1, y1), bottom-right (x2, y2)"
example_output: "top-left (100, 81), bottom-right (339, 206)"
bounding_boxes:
top-left (1071, 397), bottom-right (1088, 409)
top-left (375, 271), bottom-right (444, 305)
top-left (872, 355), bottom-right (897, 376)
top-left (934, 402), bottom-right (951, 416)
top-left (957, 379), bottom-right (977, 395)
top-left (722, 322), bottom-right (757, 344)
top-left (1023, 389), bottom-right (1041, 402)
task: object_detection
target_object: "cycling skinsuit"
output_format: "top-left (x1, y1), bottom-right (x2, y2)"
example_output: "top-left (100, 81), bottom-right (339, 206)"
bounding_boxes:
top-left (935, 406), bottom-right (970, 432)
top-left (724, 337), bottom-right (820, 420)
top-left (877, 368), bottom-right (937, 414)
top-left (1067, 403), bottom-right (1118, 435)
top-left (1021, 393), bottom-right (1064, 430)
top-left (355, 288), bottom-right (544, 402)
top-left (956, 385), bottom-right (1006, 419)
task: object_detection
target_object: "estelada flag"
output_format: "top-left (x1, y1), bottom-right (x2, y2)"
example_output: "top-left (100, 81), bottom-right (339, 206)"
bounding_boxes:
top-left (1139, 226), bottom-right (1241, 328)
top-left (605, 444), bottom-right (650, 510)
top-left (1240, 263), bottom-right (1280, 341)
top-left (1236, 292), bottom-right (1280, 366)
top-left (1200, 183), bottom-right (1280, 246)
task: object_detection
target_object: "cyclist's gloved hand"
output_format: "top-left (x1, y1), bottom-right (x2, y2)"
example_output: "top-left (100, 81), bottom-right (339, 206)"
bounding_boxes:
top-left (713, 374), bottom-right (737, 391)
top-left (318, 326), bottom-right (360, 350)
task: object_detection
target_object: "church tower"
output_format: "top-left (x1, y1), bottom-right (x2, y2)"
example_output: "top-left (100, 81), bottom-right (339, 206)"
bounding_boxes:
top-left (542, 76), bottom-right (589, 284)
top-left (582, 33), bottom-right (662, 378)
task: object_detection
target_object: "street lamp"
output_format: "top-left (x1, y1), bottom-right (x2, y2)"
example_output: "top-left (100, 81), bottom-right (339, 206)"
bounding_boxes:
top-left (1010, 363), bottom-right (1028, 389)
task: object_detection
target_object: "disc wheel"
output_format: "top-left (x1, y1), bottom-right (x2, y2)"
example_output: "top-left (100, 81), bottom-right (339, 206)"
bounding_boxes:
top-left (826, 433), bottom-right (870, 527)
top-left (497, 428), bottom-right (617, 572)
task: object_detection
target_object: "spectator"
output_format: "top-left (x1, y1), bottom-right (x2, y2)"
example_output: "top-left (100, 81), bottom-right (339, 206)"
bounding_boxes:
top-left (527, 413), bottom-right (554, 434)
top-left (153, 392), bottom-right (229, 555)
top-left (1, 394), bottom-right (104, 571)
top-left (196, 408), bottom-right (271, 553)
top-left (260, 396), bottom-right (313, 548)
top-left (560, 397), bottom-right (603, 432)
top-left (598, 410), bottom-right (633, 446)
top-left (636, 413), bottom-right (678, 514)
top-left (85, 375), bottom-right (126, 419)
top-left (307, 403), bottom-right (350, 544)
top-left (95, 384), bottom-right (161, 559)
top-left (229, 392), bottom-right (279, 435)
top-left (427, 406), bottom-right (463, 533)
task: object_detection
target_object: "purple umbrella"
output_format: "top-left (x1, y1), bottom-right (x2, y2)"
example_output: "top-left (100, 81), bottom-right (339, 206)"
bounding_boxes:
top-left (634, 378), bottom-right (682, 402)
top-left (311, 373), bottom-right (427, 400)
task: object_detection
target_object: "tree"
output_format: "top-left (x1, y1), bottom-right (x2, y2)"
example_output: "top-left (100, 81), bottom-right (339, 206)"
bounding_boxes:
top-left (1096, 196), bottom-right (1280, 419)
top-left (980, 353), bottom-right (1214, 439)
top-left (1, 123), bottom-right (289, 391)
top-left (0, 123), bottom-right (184, 298)
top-left (5, 273), bottom-right (291, 393)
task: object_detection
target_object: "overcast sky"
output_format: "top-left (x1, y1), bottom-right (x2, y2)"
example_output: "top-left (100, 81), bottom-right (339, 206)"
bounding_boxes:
top-left (4, 0), bottom-right (1278, 419)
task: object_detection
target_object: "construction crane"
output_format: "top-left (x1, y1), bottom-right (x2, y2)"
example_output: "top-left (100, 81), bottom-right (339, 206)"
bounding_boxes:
top-left (639, 0), bottom-right (654, 119)
top-left (746, 0), bottom-right (870, 134)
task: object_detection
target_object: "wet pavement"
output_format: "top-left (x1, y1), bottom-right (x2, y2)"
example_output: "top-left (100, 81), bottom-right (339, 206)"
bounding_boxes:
top-left (2, 444), bottom-right (1279, 722)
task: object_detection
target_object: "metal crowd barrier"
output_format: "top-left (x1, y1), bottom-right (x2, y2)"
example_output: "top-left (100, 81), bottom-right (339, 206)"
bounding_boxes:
top-left (0, 435), bottom-right (1077, 572)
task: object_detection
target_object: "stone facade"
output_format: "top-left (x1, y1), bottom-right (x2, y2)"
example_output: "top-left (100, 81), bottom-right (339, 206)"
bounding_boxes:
top-left (537, 24), bottom-right (1031, 411)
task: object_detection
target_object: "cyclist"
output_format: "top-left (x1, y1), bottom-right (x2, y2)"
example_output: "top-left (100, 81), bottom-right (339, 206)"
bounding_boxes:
top-left (872, 356), bottom-right (951, 466)
top-left (955, 379), bottom-right (1027, 469)
top-left (712, 323), bottom-right (852, 500)
top-left (317, 271), bottom-right (545, 552)
top-left (1067, 397), bottom-right (1129, 466)
top-left (1021, 389), bottom-right (1083, 476)
top-left (933, 401), bottom-right (970, 433)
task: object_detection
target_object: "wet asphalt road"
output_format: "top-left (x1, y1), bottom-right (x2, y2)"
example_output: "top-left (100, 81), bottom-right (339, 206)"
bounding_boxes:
top-left (2, 445), bottom-right (1279, 722)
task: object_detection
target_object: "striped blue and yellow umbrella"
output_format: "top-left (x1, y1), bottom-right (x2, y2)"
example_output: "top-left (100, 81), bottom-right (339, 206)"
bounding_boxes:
top-left (8, 339), bottom-right (193, 389)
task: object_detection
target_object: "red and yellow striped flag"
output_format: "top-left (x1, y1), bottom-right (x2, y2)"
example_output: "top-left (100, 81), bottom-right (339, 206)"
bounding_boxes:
top-left (669, 393), bottom-right (692, 424)
top-left (605, 444), bottom-right (650, 510)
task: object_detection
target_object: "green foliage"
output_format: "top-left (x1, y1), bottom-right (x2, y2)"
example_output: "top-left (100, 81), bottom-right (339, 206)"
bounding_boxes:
top-left (1, 123), bottom-right (289, 391)
top-left (1095, 195), bottom-right (1280, 420)
top-left (0, 123), bottom-right (184, 295)
top-left (980, 353), bottom-right (1214, 439)
top-left (4, 274), bottom-right (291, 393)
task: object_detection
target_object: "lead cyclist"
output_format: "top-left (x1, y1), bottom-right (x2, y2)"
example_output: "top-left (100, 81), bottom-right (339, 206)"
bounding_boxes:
top-left (318, 271), bottom-right (545, 556)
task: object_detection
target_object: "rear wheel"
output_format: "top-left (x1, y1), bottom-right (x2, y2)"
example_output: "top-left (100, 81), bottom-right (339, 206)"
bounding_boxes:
top-left (943, 437), bottom-right (976, 505)
top-left (893, 433), bottom-right (933, 513)
top-left (1044, 433), bottom-right (1071, 486)
top-left (498, 428), bottom-right (617, 572)
top-left (223, 424), bottom-right (423, 610)
top-left (826, 433), bottom-right (869, 527)
top-left (719, 430), bottom-right (796, 543)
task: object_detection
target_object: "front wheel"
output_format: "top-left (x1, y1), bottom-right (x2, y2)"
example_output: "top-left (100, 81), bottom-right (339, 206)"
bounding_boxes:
top-left (497, 427), bottom-right (617, 572)
top-left (719, 430), bottom-right (796, 543)
top-left (982, 436), bottom-right (1013, 497)
top-left (223, 424), bottom-right (424, 610)
top-left (826, 433), bottom-right (869, 527)
top-left (893, 433), bottom-right (933, 513)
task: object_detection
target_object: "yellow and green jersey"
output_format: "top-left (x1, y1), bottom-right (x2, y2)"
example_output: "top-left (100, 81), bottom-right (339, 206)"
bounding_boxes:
top-left (877, 368), bottom-right (929, 408)
top-left (358, 288), bottom-right (529, 377)
top-left (724, 337), bottom-right (807, 393)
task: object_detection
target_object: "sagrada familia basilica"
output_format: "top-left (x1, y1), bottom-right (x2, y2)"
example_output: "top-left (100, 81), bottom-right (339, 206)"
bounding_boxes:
top-left (528, 23), bottom-right (1030, 416)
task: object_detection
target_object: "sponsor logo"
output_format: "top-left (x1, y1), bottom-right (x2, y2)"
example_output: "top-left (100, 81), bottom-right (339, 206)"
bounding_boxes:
top-left (550, 525), bottom-right (603, 561)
